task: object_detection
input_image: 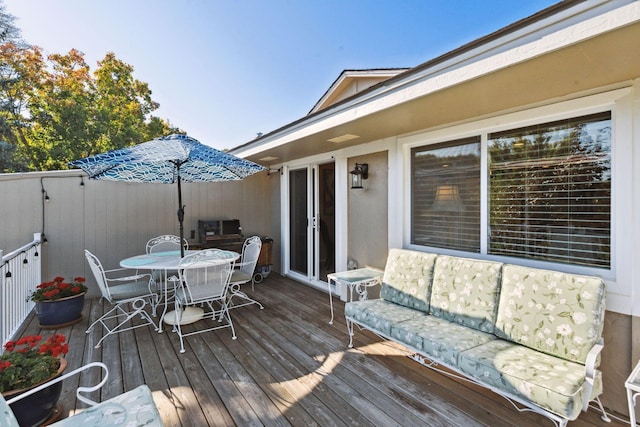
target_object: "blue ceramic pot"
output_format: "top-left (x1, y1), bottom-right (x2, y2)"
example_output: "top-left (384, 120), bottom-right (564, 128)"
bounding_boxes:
top-left (35, 293), bottom-right (85, 328)
top-left (4, 358), bottom-right (66, 427)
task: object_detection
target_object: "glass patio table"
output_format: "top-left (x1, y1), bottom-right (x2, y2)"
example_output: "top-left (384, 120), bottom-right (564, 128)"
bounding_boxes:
top-left (120, 250), bottom-right (239, 330)
top-left (327, 267), bottom-right (383, 324)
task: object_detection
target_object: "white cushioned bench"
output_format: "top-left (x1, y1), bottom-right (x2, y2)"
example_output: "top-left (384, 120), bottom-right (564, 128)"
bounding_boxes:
top-left (345, 249), bottom-right (610, 427)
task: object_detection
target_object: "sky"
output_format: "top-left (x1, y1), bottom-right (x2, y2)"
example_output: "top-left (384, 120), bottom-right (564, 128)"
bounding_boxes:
top-left (4, 0), bottom-right (559, 150)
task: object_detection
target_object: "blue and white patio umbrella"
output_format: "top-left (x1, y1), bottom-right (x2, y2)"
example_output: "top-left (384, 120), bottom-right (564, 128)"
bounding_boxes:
top-left (69, 134), bottom-right (265, 256)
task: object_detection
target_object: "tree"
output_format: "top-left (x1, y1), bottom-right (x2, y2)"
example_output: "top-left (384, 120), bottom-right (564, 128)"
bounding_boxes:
top-left (0, 3), bottom-right (20, 44)
top-left (89, 52), bottom-right (166, 157)
top-left (26, 49), bottom-right (96, 170)
top-left (0, 1), bottom-right (180, 172)
top-left (0, 43), bottom-right (45, 171)
top-left (0, 2), bottom-right (32, 172)
top-left (7, 49), bottom-right (180, 171)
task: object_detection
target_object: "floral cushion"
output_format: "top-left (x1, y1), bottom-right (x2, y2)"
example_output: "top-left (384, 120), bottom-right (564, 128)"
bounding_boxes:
top-left (379, 249), bottom-right (437, 313)
top-left (0, 385), bottom-right (163, 427)
top-left (0, 394), bottom-right (19, 427)
top-left (429, 256), bottom-right (502, 333)
top-left (495, 265), bottom-right (606, 364)
top-left (345, 299), bottom-right (425, 336)
top-left (458, 340), bottom-right (602, 420)
top-left (390, 316), bottom-right (496, 367)
top-left (54, 384), bottom-right (163, 426)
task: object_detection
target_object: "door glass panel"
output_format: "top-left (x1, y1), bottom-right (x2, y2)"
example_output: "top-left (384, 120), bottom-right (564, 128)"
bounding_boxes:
top-left (289, 169), bottom-right (308, 274)
top-left (318, 163), bottom-right (335, 281)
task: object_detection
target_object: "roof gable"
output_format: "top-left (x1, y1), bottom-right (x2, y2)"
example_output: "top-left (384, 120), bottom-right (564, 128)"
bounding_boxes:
top-left (310, 68), bottom-right (409, 113)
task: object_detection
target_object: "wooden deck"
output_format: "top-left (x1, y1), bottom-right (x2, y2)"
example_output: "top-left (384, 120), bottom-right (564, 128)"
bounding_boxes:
top-left (17, 274), bottom-right (622, 427)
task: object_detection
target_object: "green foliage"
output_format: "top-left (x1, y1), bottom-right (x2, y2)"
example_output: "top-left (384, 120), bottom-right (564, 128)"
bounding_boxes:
top-left (0, 7), bottom-right (181, 172)
top-left (0, 334), bottom-right (68, 393)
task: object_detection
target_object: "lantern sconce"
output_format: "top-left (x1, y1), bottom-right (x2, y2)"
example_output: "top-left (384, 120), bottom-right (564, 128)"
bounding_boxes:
top-left (350, 163), bottom-right (368, 189)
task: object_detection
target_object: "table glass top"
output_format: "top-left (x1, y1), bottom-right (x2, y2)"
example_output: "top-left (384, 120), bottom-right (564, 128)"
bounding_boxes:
top-left (150, 250), bottom-right (182, 257)
top-left (121, 250), bottom-right (239, 270)
top-left (122, 257), bottom-right (157, 266)
top-left (328, 267), bottom-right (383, 283)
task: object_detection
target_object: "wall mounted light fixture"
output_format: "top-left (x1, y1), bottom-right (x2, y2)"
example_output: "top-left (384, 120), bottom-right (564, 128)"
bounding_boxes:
top-left (350, 163), bottom-right (368, 189)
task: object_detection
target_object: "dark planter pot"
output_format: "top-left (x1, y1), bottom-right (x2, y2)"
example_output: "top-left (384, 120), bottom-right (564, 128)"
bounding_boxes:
top-left (3, 358), bottom-right (67, 427)
top-left (35, 293), bottom-right (85, 329)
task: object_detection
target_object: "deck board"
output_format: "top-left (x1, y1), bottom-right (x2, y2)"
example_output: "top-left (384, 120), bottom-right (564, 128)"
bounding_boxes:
top-left (14, 274), bottom-right (624, 427)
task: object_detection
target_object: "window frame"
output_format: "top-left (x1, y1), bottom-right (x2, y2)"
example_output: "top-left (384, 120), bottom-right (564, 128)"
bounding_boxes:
top-left (410, 137), bottom-right (482, 252)
top-left (400, 89), bottom-right (630, 281)
top-left (487, 111), bottom-right (612, 268)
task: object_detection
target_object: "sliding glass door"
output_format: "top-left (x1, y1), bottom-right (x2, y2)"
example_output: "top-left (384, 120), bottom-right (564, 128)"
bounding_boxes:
top-left (289, 168), bottom-right (308, 275)
top-left (288, 162), bottom-right (335, 283)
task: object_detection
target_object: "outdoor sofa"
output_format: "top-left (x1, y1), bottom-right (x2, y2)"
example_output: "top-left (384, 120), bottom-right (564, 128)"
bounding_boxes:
top-left (345, 248), bottom-right (610, 427)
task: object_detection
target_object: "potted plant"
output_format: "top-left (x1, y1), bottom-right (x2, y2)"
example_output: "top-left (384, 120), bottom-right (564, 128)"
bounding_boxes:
top-left (0, 334), bottom-right (69, 426)
top-left (28, 276), bottom-right (88, 328)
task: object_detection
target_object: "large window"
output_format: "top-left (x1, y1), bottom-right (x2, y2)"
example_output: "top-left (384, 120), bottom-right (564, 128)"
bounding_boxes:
top-left (410, 111), bottom-right (612, 269)
top-left (488, 112), bottom-right (611, 268)
top-left (411, 137), bottom-right (481, 252)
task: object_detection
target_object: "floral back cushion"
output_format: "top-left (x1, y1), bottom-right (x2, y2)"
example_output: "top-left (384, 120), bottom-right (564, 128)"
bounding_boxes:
top-left (495, 264), bottom-right (606, 364)
top-left (380, 249), bottom-right (437, 313)
top-left (429, 255), bottom-right (503, 333)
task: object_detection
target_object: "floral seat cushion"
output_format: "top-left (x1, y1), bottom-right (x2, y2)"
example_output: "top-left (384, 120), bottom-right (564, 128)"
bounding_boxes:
top-left (390, 315), bottom-right (496, 367)
top-left (54, 385), bottom-right (163, 426)
top-left (345, 299), bottom-right (425, 336)
top-left (379, 249), bottom-right (437, 313)
top-left (429, 255), bottom-right (502, 333)
top-left (458, 339), bottom-right (603, 420)
top-left (0, 385), bottom-right (163, 427)
top-left (495, 264), bottom-right (606, 364)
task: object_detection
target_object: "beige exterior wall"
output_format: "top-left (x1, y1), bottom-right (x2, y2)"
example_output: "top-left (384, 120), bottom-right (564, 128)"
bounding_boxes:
top-left (0, 170), bottom-right (275, 298)
top-left (347, 151), bottom-right (388, 271)
top-left (602, 311), bottom-right (633, 415)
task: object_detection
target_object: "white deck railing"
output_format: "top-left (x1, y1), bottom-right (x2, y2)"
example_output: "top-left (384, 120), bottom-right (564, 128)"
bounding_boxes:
top-left (1, 233), bottom-right (42, 350)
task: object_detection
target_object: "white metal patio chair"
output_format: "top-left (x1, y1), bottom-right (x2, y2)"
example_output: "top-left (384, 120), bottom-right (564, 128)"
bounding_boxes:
top-left (146, 234), bottom-right (189, 311)
top-left (146, 234), bottom-right (189, 255)
top-left (227, 235), bottom-right (264, 310)
top-left (172, 249), bottom-right (237, 353)
top-left (1, 362), bottom-right (164, 426)
top-left (84, 249), bottom-right (159, 349)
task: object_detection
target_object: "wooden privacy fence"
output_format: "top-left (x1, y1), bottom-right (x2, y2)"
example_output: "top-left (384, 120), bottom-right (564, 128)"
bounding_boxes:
top-left (0, 233), bottom-right (42, 350)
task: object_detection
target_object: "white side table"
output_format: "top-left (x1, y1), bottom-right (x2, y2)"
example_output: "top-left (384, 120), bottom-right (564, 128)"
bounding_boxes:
top-left (327, 267), bottom-right (383, 324)
top-left (625, 360), bottom-right (640, 427)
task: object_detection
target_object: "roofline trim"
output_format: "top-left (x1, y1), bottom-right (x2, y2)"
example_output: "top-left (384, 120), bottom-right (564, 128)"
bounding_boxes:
top-left (230, 0), bottom-right (632, 158)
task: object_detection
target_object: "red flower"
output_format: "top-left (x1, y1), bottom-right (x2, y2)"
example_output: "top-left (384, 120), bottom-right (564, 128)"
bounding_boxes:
top-left (43, 289), bottom-right (60, 298)
top-left (0, 334), bottom-right (69, 392)
top-left (28, 276), bottom-right (88, 302)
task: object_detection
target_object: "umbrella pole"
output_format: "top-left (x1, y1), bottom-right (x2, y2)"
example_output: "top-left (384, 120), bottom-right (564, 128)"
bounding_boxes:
top-left (177, 170), bottom-right (185, 258)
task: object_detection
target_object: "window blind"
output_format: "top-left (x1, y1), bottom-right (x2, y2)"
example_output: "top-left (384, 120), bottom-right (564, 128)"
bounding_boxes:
top-left (488, 112), bottom-right (611, 268)
top-left (411, 138), bottom-right (481, 252)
